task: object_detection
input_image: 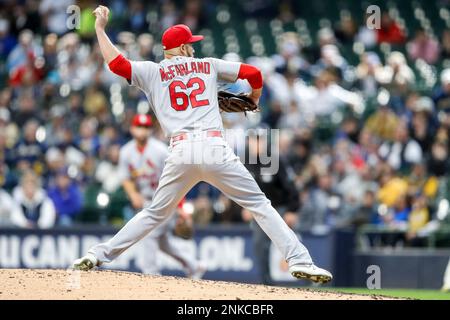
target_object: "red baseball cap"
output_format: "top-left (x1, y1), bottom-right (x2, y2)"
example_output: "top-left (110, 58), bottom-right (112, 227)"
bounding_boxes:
top-left (132, 114), bottom-right (152, 127)
top-left (162, 24), bottom-right (204, 50)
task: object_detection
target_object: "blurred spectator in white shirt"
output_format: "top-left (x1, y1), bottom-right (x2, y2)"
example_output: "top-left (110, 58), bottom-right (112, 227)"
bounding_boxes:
top-left (356, 52), bottom-right (382, 98)
top-left (39, 0), bottom-right (74, 35)
top-left (356, 13), bottom-right (377, 49)
top-left (57, 33), bottom-right (91, 90)
top-left (276, 74), bottom-right (316, 128)
top-left (11, 170), bottom-right (56, 229)
top-left (271, 32), bottom-right (309, 74)
top-left (376, 51), bottom-right (415, 87)
top-left (311, 70), bottom-right (364, 116)
top-left (311, 44), bottom-right (351, 81)
top-left (95, 144), bottom-right (123, 193)
top-left (378, 121), bottom-right (423, 172)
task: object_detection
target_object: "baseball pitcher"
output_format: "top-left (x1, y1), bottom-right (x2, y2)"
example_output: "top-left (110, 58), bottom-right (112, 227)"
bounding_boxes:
top-left (119, 114), bottom-right (205, 278)
top-left (74, 5), bottom-right (332, 283)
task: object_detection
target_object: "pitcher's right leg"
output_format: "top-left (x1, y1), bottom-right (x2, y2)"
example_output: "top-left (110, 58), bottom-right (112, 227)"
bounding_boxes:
top-left (73, 153), bottom-right (200, 269)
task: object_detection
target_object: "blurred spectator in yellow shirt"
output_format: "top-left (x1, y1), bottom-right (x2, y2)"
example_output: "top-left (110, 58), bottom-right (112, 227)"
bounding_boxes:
top-left (364, 104), bottom-right (399, 141)
top-left (406, 195), bottom-right (430, 246)
top-left (377, 170), bottom-right (408, 207)
top-left (407, 163), bottom-right (438, 199)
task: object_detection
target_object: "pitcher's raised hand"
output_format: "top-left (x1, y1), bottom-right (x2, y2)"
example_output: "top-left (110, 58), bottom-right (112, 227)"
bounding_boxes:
top-left (93, 5), bottom-right (110, 30)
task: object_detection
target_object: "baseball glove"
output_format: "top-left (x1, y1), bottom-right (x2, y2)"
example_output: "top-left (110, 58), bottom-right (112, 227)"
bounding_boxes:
top-left (218, 91), bottom-right (260, 114)
top-left (173, 215), bottom-right (194, 240)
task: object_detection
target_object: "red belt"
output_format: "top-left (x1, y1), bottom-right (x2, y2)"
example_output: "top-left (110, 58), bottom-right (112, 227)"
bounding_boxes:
top-left (171, 130), bottom-right (223, 143)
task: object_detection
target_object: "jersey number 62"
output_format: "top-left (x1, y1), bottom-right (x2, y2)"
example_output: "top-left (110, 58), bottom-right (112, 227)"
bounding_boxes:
top-left (169, 77), bottom-right (209, 111)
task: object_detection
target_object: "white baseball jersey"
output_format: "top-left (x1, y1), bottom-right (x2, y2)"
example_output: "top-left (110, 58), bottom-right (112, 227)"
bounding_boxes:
top-left (118, 137), bottom-right (168, 200)
top-left (129, 56), bottom-right (241, 137)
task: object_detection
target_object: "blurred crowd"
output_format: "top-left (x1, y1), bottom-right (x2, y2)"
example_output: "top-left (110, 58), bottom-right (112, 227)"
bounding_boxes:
top-left (1, 0), bottom-right (450, 247)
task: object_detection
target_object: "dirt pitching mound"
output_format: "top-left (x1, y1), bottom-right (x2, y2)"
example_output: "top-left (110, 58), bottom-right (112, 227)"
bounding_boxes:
top-left (0, 269), bottom-right (392, 300)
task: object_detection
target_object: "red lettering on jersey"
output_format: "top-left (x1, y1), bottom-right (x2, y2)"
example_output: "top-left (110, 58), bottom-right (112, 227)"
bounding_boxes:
top-left (160, 60), bottom-right (210, 82)
top-left (197, 62), bottom-right (204, 73)
top-left (169, 77), bottom-right (209, 110)
top-left (174, 65), bottom-right (182, 76)
top-left (185, 63), bottom-right (193, 74)
top-left (179, 63), bottom-right (187, 75)
top-left (168, 65), bottom-right (175, 79)
top-left (190, 61), bottom-right (198, 73)
top-left (159, 69), bottom-right (168, 82)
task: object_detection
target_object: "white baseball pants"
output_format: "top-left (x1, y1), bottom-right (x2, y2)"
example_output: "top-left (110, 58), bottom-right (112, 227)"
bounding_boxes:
top-left (89, 135), bottom-right (313, 268)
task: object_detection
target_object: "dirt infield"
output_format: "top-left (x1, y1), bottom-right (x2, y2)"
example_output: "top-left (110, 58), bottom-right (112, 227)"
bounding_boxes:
top-left (0, 269), bottom-right (393, 300)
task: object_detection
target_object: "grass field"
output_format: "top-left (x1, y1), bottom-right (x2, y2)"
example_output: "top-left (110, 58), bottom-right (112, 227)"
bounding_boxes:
top-left (324, 288), bottom-right (450, 300)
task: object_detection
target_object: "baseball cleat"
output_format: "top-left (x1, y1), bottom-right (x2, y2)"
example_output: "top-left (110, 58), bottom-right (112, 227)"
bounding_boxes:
top-left (289, 264), bottom-right (333, 284)
top-left (189, 261), bottom-right (207, 280)
top-left (72, 254), bottom-right (98, 271)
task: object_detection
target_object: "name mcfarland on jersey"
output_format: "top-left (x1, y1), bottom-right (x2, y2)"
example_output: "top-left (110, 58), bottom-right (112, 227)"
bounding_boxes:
top-left (159, 60), bottom-right (211, 81)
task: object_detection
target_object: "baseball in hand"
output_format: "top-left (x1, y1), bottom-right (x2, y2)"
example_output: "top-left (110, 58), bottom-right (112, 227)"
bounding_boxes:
top-left (93, 5), bottom-right (110, 30)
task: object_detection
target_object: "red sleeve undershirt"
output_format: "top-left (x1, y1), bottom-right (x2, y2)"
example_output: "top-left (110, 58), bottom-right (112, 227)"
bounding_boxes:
top-left (237, 63), bottom-right (263, 89)
top-left (108, 54), bottom-right (131, 81)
